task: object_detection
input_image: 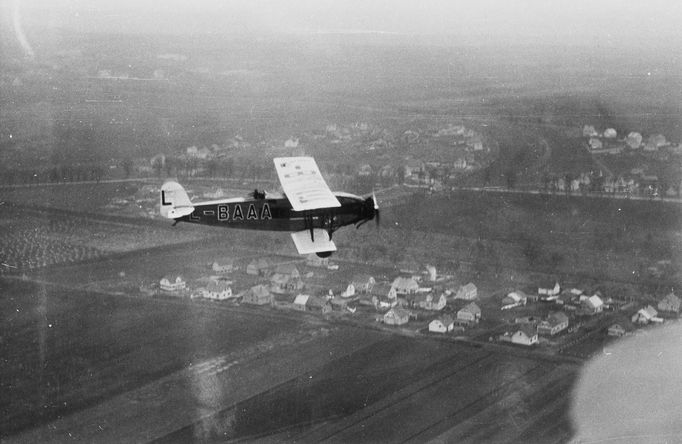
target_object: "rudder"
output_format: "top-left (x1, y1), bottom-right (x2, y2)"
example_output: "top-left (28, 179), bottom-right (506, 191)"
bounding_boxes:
top-left (160, 181), bottom-right (194, 219)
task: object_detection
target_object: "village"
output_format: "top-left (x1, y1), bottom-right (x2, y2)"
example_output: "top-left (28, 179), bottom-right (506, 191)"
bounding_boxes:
top-left (151, 252), bottom-right (680, 359)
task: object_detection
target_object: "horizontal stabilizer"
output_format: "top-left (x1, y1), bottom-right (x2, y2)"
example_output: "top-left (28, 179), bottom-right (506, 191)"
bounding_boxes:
top-left (290, 229), bottom-right (336, 255)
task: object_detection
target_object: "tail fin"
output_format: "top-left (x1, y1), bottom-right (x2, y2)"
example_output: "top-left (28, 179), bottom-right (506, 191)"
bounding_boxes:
top-left (160, 181), bottom-right (194, 219)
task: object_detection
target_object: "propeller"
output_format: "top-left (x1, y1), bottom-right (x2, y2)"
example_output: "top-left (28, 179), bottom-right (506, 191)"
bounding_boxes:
top-left (356, 191), bottom-right (380, 229)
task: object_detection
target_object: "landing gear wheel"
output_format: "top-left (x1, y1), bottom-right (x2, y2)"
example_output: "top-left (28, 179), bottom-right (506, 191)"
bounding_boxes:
top-left (316, 251), bottom-right (333, 258)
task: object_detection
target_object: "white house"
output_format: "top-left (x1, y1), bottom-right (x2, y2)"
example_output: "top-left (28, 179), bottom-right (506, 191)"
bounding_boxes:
top-left (211, 260), bottom-right (235, 274)
top-left (581, 294), bottom-right (604, 315)
top-left (457, 302), bottom-right (481, 323)
top-left (538, 281), bottom-right (561, 300)
top-left (203, 281), bottom-right (233, 300)
top-left (160, 275), bottom-right (186, 292)
top-left (429, 315), bottom-right (455, 333)
top-left (631, 305), bottom-right (663, 324)
top-left (500, 325), bottom-right (538, 346)
top-left (384, 307), bottom-right (410, 325)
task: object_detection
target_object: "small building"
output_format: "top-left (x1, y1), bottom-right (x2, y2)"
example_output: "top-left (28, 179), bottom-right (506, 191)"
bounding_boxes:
top-left (306, 295), bottom-right (332, 314)
top-left (413, 291), bottom-right (447, 311)
top-left (203, 281), bottom-right (233, 300)
top-left (501, 291), bottom-right (527, 309)
top-left (340, 283), bottom-right (356, 298)
top-left (246, 258), bottom-right (270, 276)
top-left (537, 312), bottom-right (569, 336)
top-left (631, 305), bottom-right (663, 324)
top-left (391, 277), bottom-right (420, 295)
top-left (242, 285), bottom-right (272, 305)
top-left (384, 307), bottom-right (410, 326)
top-left (274, 263), bottom-right (300, 280)
top-left (658, 292), bottom-right (681, 315)
top-left (581, 294), bottom-right (604, 315)
top-left (351, 275), bottom-right (376, 293)
top-left (607, 323), bottom-right (629, 337)
top-left (270, 272), bottom-right (304, 294)
top-left (211, 259), bottom-right (236, 273)
top-left (293, 294), bottom-right (311, 311)
top-left (429, 315), bottom-right (455, 333)
top-left (500, 326), bottom-right (538, 346)
top-left (538, 281), bottom-right (560, 300)
top-left (455, 282), bottom-right (478, 300)
top-left (457, 302), bottom-right (482, 323)
top-left (160, 275), bottom-right (186, 292)
top-left (371, 283), bottom-right (398, 301)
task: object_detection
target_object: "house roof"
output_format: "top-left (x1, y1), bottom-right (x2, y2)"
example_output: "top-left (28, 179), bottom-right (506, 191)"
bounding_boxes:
top-left (516, 325), bottom-right (537, 338)
top-left (459, 302), bottom-right (481, 315)
top-left (293, 294), bottom-right (310, 305)
top-left (275, 263), bottom-right (299, 275)
top-left (547, 312), bottom-right (569, 325)
top-left (505, 291), bottom-right (526, 303)
top-left (585, 295), bottom-right (604, 309)
top-left (386, 307), bottom-right (410, 318)
top-left (392, 277), bottom-right (419, 291)
top-left (247, 285), bottom-right (270, 298)
top-left (459, 282), bottom-right (477, 293)
top-left (437, 314), bottom-right (454, 325)
top-left (660, 293), bottom-right (681, 307)
top-left (638, 305), bottom-right (658, 319)
top-left (306, 295), bottom-right (329, 308)
top-left (371, 283), bottom-right (394, 296)
top-left (206, 281), bottom-right (231, 292)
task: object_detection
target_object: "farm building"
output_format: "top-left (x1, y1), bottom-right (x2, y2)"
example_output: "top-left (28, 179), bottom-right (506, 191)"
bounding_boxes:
top-left (351, 275), bottom-right (376, 293)
top-left (293, 294), bottom-right (310, 311)
top-left (242, 285), bottom-right (272, 305)
top-left (384, 308), bottom-right (410, 325)
top-left (429, 315), bottom-right (455, 333)
top-left (537, 312), bottom-right (569, 336)
top-left (391, 277), bottom-right (420, 295)
top-left (160, 275), bottom-right (186, 292)
top-left (658, 293), bottom-right (680, 315)
top-left (457, 302), bottom-right (481, 323)
top-left (455, 283), bottom-right (477, 300)
top-left (203, 281), bottom-right (233, 300)
top-left (631, 306), bottom-right (663, 324)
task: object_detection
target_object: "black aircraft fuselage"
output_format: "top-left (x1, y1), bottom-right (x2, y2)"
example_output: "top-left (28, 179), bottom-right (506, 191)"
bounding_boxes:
top-left (172, 193), bottom-right (375, 237)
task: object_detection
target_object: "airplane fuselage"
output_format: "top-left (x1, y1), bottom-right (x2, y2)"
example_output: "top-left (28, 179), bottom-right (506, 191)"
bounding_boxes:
top-left (171, 192), bottom-right (369, 235)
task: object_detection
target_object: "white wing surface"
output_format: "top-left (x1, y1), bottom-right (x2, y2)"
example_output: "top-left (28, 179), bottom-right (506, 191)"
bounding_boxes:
top-left (273, 157), bottom-right (341, 211)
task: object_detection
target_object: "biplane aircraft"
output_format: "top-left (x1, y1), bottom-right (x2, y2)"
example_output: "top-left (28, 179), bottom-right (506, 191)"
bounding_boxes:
top-left (160, 157), bottom-right (379, 257)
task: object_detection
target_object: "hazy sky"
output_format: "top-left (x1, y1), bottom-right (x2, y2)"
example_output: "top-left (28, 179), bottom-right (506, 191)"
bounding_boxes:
top-left (10, 0), bottom-right (682, 48)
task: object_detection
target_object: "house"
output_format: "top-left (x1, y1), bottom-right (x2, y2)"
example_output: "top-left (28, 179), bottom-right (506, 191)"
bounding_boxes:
top-left (501, 291), bottom-right (527, 309)
top-left (416, 292), bottom-right (447, 311)
top-left (306, 295), bottom-right (332, 314)
top-left (457, 302), bottom-right (481, 323)
top-left (246, 258), bottom-right (270, 276)
top-left (538, 281), bottom-right (561, 300)
top-left (658, 293), bottom-right (681, 315)
top-left (537, 312), bottom-right (569, 336)
top-left (211, 260), bottom-right (235, 273)
top-left (274, 263), bottom-right (300, 279)
top-left (455, 283), bottom-right (478, 300)
top-left (293, 294), bottom-right (310, 311)
top-left (581, 294), bottom-right (604, 315)
top-left (351, 275), bottom-right (376, 293)
top-left (607, 323), bottom-right (629, 337)
top-left (391, 276), bottom-right (420, 295)
top-left (371, 283), bottom-right (397, 300)
top-left (160, 275), bottom-right (186, 292)
top-left (270, 273), bottom-right (304, 294)
top-left (384, 307), bottom-right (410, 325)
top-left (340, 283), bottom-right (356, 298)
top-left (631, 305), bottom-right (663, 324)
top-left (429, 315), bottom-right (455, 333)
top-left (203, 281), bottom-right (233, 300)
top-left (242, 285), bottom-right (272, 305)
top-left (500, 326), bottom-right (538, 346)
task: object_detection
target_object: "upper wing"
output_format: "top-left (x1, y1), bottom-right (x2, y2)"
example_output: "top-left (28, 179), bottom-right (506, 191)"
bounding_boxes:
top-left (273, 157), bottom-right (341, 211)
